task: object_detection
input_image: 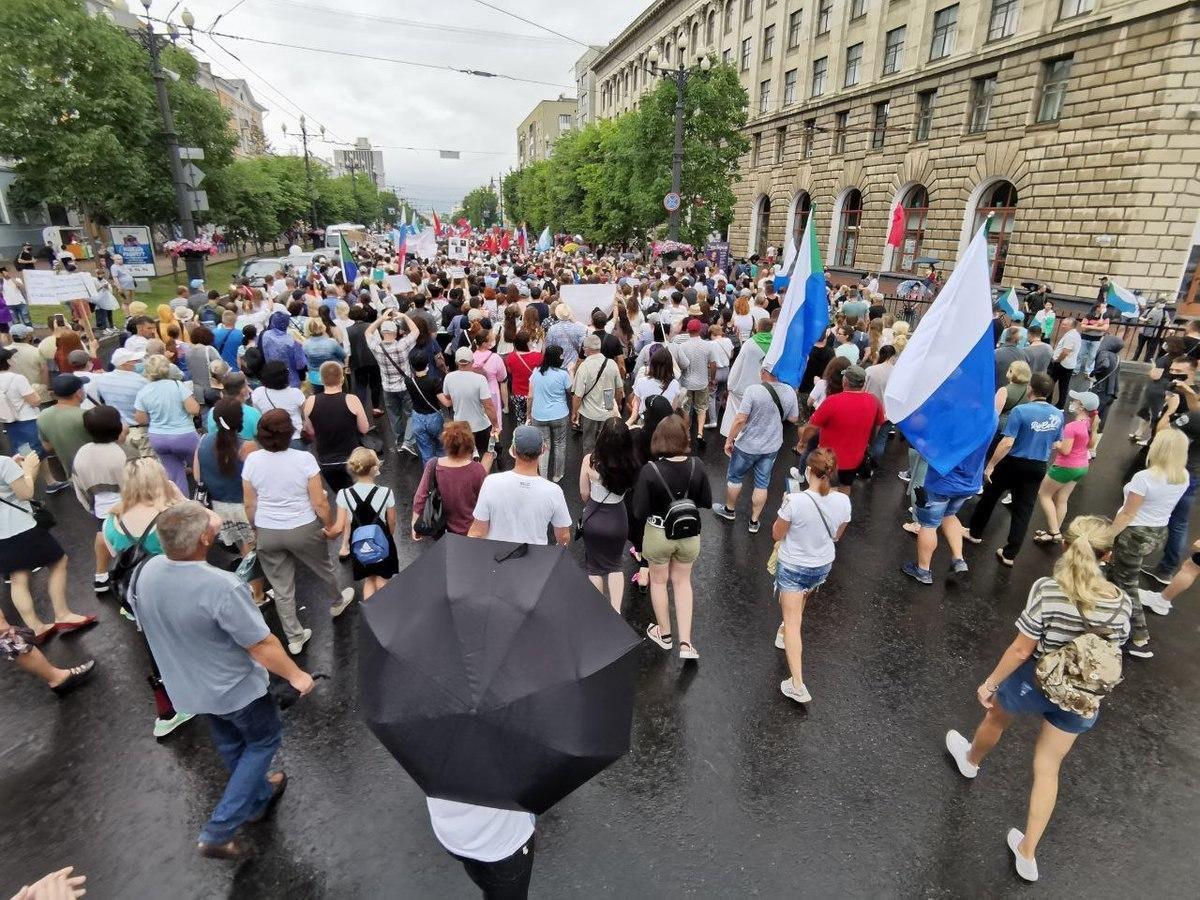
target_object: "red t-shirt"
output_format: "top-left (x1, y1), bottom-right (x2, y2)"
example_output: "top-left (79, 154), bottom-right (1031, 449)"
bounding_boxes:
top-left (506, 351), bottom-right (543, 396)
top-left (808, 390), bottom-right (884, 470)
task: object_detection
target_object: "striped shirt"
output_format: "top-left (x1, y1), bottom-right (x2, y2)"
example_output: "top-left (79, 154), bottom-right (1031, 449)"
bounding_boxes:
top-left (1016, 577), bottom-right (1132, 657)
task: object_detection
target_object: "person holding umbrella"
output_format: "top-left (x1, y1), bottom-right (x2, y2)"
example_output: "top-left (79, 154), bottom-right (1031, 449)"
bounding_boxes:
top-left (426, 800), bottom-right (536, 898)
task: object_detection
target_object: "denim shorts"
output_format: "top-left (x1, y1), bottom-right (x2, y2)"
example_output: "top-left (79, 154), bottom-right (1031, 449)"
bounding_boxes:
top-left (913, 491), bottom-right (970, 528)
top-left (775, 560), bottom-right (832, 593)
top-left (727, 447), bottom-right (777, 490)
top-left (995, 659), bottom-right (1099, 734)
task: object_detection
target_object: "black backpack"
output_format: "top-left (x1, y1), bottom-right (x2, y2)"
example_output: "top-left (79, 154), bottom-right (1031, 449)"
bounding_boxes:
top-left (649, 459), bottom-right (702, 540)
top-left (110, 511), bottom-right (165, 615)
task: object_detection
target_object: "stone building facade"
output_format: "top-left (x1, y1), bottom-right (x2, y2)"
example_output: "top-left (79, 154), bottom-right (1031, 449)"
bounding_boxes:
top-left (590, 0), bottom-right (1200, 306)
top-left (517, 97), bottom-right (579, 168)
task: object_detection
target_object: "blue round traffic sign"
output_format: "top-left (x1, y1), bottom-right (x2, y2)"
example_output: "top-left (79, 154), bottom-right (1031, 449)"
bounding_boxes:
top-left (663, 192), bottom-right (681, 212)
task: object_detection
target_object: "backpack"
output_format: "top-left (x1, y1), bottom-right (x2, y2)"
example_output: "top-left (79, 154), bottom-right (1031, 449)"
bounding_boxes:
top-left (1034, 593), bottom-right (1129, 717)
top-left (345, 486), bottom-right (391, 565)
top-left (414, 462), bottom-right (447, 539)
top-left (649, 459), bottom-right (702, 540)
top-left (110, 511), bottom-right (165, 615)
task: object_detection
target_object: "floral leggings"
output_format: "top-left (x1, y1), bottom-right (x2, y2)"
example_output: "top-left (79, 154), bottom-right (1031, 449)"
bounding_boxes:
top-left (1, 625), bottom-right (35, 661)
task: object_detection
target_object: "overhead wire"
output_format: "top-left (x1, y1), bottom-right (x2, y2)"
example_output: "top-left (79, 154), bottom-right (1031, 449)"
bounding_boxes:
top-left (466, 0), bottom-right (592, 48)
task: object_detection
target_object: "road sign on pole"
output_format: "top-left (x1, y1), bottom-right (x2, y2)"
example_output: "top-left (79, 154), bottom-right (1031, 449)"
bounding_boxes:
top-left (180, 162), bottom-right (205, 188)
top-left (179, 147), bottom-right (205, 160)
top-left (188, 190), bottom-right (209, 212)
top-left (663, 192), bottom-right (681, 212)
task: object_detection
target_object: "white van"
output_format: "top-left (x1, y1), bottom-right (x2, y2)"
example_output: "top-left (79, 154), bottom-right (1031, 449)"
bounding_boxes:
top-left (324, 223), bottom-right (366, 249)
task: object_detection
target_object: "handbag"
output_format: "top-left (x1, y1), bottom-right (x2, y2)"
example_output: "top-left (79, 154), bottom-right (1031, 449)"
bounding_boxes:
top-left (414, 461), bottom-right (447, 539)
top-left (193, 481), bottom-right (211, 508)
top-left (0, 494), bottom-right (55, 530)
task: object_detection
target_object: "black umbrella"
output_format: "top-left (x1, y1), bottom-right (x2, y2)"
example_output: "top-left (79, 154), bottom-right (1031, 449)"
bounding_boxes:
top-left (359, 534), bottom-right (641, 814)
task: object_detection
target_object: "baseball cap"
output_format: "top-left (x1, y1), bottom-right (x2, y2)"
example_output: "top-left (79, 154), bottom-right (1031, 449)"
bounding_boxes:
top-left (686, 319), bottom-right (703, 334)
top-left (9, 324), bottom-right (33, 339)
top-left (511, 424), bottom-right (545, 457)
top-left (380, 320), bottom-right (399, 333)
top-left (51, 374), bottom-right (86, 397)
top-left (189, 278), bottom-right (205, 290)
top-left (843, 365), bottom-right (867, 387)
top-left (67, 349), bottom-right (91, 369)
top-left (454, 347), bottom-right (474, 365)
top-left (1069, 390), bottom-right (1100, 412)
top-left (111, 346), bottom-right (146, 367)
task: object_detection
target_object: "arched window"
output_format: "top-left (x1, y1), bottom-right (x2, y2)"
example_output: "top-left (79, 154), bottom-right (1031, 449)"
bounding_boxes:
top-left (897, 184), bottom-right (929, 272)
top-left (707, 11), bottom-right (716, 45)
top-left (691, 22), bottom-right (700, 53)
top-left (665, 41), bottom-right (673, 68)
top-left (724, 1), bottom-right (735, 34)
top-left (834, 189), bottom-right (863, 267)
top-left (974, 180), bottom-right (1018, 283)
top-left (790, 191), bottom-right (812, 248)
top-left (751, 195), bottom-right (771, 255)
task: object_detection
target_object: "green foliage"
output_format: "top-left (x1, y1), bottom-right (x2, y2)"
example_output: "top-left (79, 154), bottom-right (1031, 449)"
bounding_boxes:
top-left (0, 0), bottom-right (237, 225)
top-left (493, 62), bottom-right (747, 246)
top-left (457, 186), bottom-right (501, 229)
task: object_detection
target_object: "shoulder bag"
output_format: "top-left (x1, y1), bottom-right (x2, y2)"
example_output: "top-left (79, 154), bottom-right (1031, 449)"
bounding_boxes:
top-left (414, 461), bottom-right (447, 539)
top-left (0, 493), bottom-right (55, 530)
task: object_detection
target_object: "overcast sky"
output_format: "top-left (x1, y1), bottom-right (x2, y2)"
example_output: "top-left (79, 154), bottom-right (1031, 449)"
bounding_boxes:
top-left (157, 0), bottom-right (647, 216)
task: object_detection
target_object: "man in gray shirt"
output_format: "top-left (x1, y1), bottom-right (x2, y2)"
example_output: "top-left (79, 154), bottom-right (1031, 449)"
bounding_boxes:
top-left (676, 319), bottom-right (720, 446)
top-left (1023, 325), bottom-right (1053, 375)
top-left (131, 502), bottom-right (314, 861)
top-left (994, 325), bottom-right (1025, 388)
top-left (713, 368), bottom-right (799, 531)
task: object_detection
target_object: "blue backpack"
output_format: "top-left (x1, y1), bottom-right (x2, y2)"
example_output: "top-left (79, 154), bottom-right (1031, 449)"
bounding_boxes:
top-left (345, 486), bottom-right (391, 565)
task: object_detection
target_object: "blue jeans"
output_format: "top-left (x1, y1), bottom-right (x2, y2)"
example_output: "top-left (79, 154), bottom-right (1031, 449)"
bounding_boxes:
top-left (200, 693), bottom-right (283, 845)
top-left (726, 446), bottom-right (777, 489)
top-left (4, 419), bottom-right (46, 458)
top-left (1155, 472), bottom-right (1200, 576)
top-left (8, 303), bottom-right (32, 327)
top-left (410, 410), bottom-right (444, 467)
top-left (1075, 339), bottom-right (1100, 375)
top-left (869, 421), bottom-right (893, 461)
top-left (383, 389), bottom-right (413, 449)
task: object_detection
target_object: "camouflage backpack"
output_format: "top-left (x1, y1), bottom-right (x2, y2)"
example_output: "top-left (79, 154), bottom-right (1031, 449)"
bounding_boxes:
top-left (1034, 594), bottom-right (1129, 717)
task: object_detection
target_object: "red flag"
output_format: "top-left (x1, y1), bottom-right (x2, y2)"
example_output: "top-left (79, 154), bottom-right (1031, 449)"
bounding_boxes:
top-left (485, 232), bottom-right (498, 254)
top-left (500, 229), bottom-right (511, 251)
top-left (887, 204), bottom-right (906, 248)
top-left (432, 212), bottom-right (442, 237)
top-left (456, 218), bottom-right (469, 228)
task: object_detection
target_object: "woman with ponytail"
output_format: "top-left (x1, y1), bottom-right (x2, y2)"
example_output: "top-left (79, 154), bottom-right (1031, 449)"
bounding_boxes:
top-left (945, 515), bottom-right (1132, 883)
top-left (194, 398), bottom-right (266, 605)
top-left (771, 447), bottom-right (851, 704)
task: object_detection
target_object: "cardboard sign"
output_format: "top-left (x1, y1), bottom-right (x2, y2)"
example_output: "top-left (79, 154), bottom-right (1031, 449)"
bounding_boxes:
top-left (446, 266), bottom-right (467, 280)
top-left (22, 270), bottom-right (97, 305)
top-left (447, 237), bottom-right (469, 260)
top-left (558, 283), bottom-right (616, 321)
top-left (385, 273), bottom-right (414, 294)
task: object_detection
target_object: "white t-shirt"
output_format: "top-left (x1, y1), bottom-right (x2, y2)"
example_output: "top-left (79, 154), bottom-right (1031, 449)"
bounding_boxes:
top-left (0, 371), bottom-right (38, 423)
top-left (732, 313), bottom-right (754, 341)
top-left (776, 489), bottom-right (852, 568)
top-left (1054, 329), bottom-right (1081, 369)
top-left (472, 472), bottom-right (571, 545)
top-left (711, 336), bottom-right (734, 368)
top-left (242, 448), bottom-right (320, 529)
top-left (336, 482), bottom-right (395, 518)
top-left (633, 375), bottom-right (681, 407)
top-left (750, 306), bottom-right (771, 325)
top-left (251, 386), bottom-right (306, 435)
top-left (1125, 470), bottom-right (1188, 527)
top-left (426, 799), bottom-right (535, 863)
top-left (0, 456), bottom-right (35, 539)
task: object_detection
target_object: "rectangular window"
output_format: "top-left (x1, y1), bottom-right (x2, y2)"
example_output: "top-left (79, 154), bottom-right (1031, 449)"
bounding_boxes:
top-left (882, 26), bottom-right (905, 75)
top-left (802, 118), bottom-right (816, 157)
top-left (775, 126), bottom-right (786, 163)
top-left (722, 47), bottom-right (733, 65)
top-left (817, 0), bottom-right (832, 35)
top-left (787, 10), bottom-right (803, 49)
top-left (929, 4), bottom-right (958, 60)
top-left (872, 101), bottom-right (889, 148)
top-left (844, 43), bottom-right (863, 87)
top-left (968, 74), bottom-right (997, 132)
top-left (914, 90), bottom-right (935, 141)
top-left (724, 1), bottom-right (735, 33)
top-left (987, 0), bottom-right (1019, 41)
top-left (1059, 0), bottom-right (1094, 19)
top-left (759, 79), bottom-right (772, 113)
top-left (784, 68), bottom-right (798, 105)
top-left (751, 132), bottom-right (762, 167)
top-left (0, 185), bottom-right (10, 225)
top-left (744, 0), bottom-right (755, 20)
top-left (833, 110), bottom-right (848, 154)
top-left (811, 56), bottom-right (828, 97)
top-left (1037, 56), bottom-right (1072, 122)
top-left (559, 114), bottom-right (572, 129)
top-left (850, 0), bottom-right (867, 18)
top-left (741, 38), bottom-right (752, 70)
top-left (763, 24), bottom-right (775, 60)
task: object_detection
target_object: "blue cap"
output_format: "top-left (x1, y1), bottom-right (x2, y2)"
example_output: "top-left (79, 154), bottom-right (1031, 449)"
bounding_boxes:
top-left (189, 278), bottom-right (205, 289)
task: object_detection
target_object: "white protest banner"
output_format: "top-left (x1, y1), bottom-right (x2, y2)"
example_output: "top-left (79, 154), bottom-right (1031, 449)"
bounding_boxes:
top-left (446, 266), bottom-right (467, 280)
top-left (22, 270), bottom-right (97, 305)
top-left (447, 237), bottom-right (469, 260)
top-left (558, 283), bottom-right (616, 322)
top-left (385, 273), bottom-right (414, 294)
top-left (412, 230), bottom-right (439, 261)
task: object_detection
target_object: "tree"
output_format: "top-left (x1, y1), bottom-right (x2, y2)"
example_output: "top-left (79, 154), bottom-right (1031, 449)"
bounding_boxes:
top-left (0, 0), bottom-right (236, 225)
top-left (457, 185), bottom-right (500, 229)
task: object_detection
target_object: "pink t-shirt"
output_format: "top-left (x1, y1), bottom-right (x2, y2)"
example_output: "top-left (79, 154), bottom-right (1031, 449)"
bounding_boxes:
top-left (473, 348), bottom-right (509, 414)
top-left (1053, 417), bottom-right (1091, 468)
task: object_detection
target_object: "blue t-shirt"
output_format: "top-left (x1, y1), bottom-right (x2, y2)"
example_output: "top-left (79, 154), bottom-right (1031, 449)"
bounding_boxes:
top-left (205, 403), bottom-right (261, 442)
top-left (1003, 401), bottom-right (1064, 461)
top-left (925, 440), bottom-right (989, 497)
top-left (530, 367), bottom-right (572, 422)
top-left (134, 379), bottom-right (195, 434)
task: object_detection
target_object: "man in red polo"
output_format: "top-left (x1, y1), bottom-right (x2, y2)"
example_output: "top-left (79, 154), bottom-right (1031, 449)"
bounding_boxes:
top-left (797, 365), bottom-right (883, 494)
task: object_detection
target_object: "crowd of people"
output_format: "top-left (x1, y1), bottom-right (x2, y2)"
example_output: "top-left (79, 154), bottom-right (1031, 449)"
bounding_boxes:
top-left (1, 233), bottom-right (1195, 894)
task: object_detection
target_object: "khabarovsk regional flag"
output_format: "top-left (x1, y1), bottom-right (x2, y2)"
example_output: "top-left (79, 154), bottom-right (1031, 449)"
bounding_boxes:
top-left (885, 223), bottom-right (998, 475)
top-left (536, 226), bottom-right (552, 252)
top-left (997, 286), bottom-right (1021, 320)
top-left (763, 210), bottom-right (828, 387)
top-left (1106, 279), bottom-right (1139, 317)
top-left (340, 233), bottom-right (358, 283)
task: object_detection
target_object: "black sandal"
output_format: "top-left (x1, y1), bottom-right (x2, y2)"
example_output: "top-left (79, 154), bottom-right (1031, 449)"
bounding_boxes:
top-left (1032, 530), bottom-right (1062, 545)
top-left (52, 660), bottom-right (96, 696)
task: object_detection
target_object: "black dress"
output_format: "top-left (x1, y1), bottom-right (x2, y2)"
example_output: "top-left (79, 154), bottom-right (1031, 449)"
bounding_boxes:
top-left (309, 391), bottom-right (360, 492)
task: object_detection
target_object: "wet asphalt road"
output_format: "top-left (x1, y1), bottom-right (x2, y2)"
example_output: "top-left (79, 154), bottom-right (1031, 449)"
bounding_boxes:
top-left (2, 378), bottom-right (1199, 899)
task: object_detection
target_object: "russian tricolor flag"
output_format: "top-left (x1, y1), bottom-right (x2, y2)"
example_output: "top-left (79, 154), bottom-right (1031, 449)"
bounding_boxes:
top-left (885, 225), bottom-right (998, 475)
top-left (763, 209), bottom-right (829, 388)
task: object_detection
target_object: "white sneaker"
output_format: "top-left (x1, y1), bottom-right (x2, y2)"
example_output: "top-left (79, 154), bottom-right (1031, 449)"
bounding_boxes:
top-left (331, 587), bottom-right (356, 617)
top-left (774, 626), bottom-right (785, 650)
top-left (780, 677), bottom-right (811, 703)
top-left (945, 729), bottom-right (979, 779)
top-left (288, 627), bottom-right (313, 655)
top-left (1000, 493), bottom-right (1012, 506)
top-left (1007, 828), bottom-right (1039, 882)
top-left (153, 711), bottom-right (194, 739)
top-left (1139, 588), bottom-right (1172, 616)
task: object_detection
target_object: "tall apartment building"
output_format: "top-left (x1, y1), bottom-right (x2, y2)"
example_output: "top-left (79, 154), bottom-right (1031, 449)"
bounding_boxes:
top-left (589, 0), bottom-right (1200, 307)
top-left (333, 138), bottom-right (386, 190)
top-left (517, 97), bottom-right (579, 168)
top-left (575, 46), bottom-right (608, 126)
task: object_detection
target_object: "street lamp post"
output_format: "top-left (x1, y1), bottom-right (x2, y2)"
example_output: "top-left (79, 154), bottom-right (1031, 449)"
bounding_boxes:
top-left (281, 116), bottom-right (321, 239)
top-left (645, 37), bottom-right (711, 242)
top-left (137, 1), bottom-right (204, 281)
